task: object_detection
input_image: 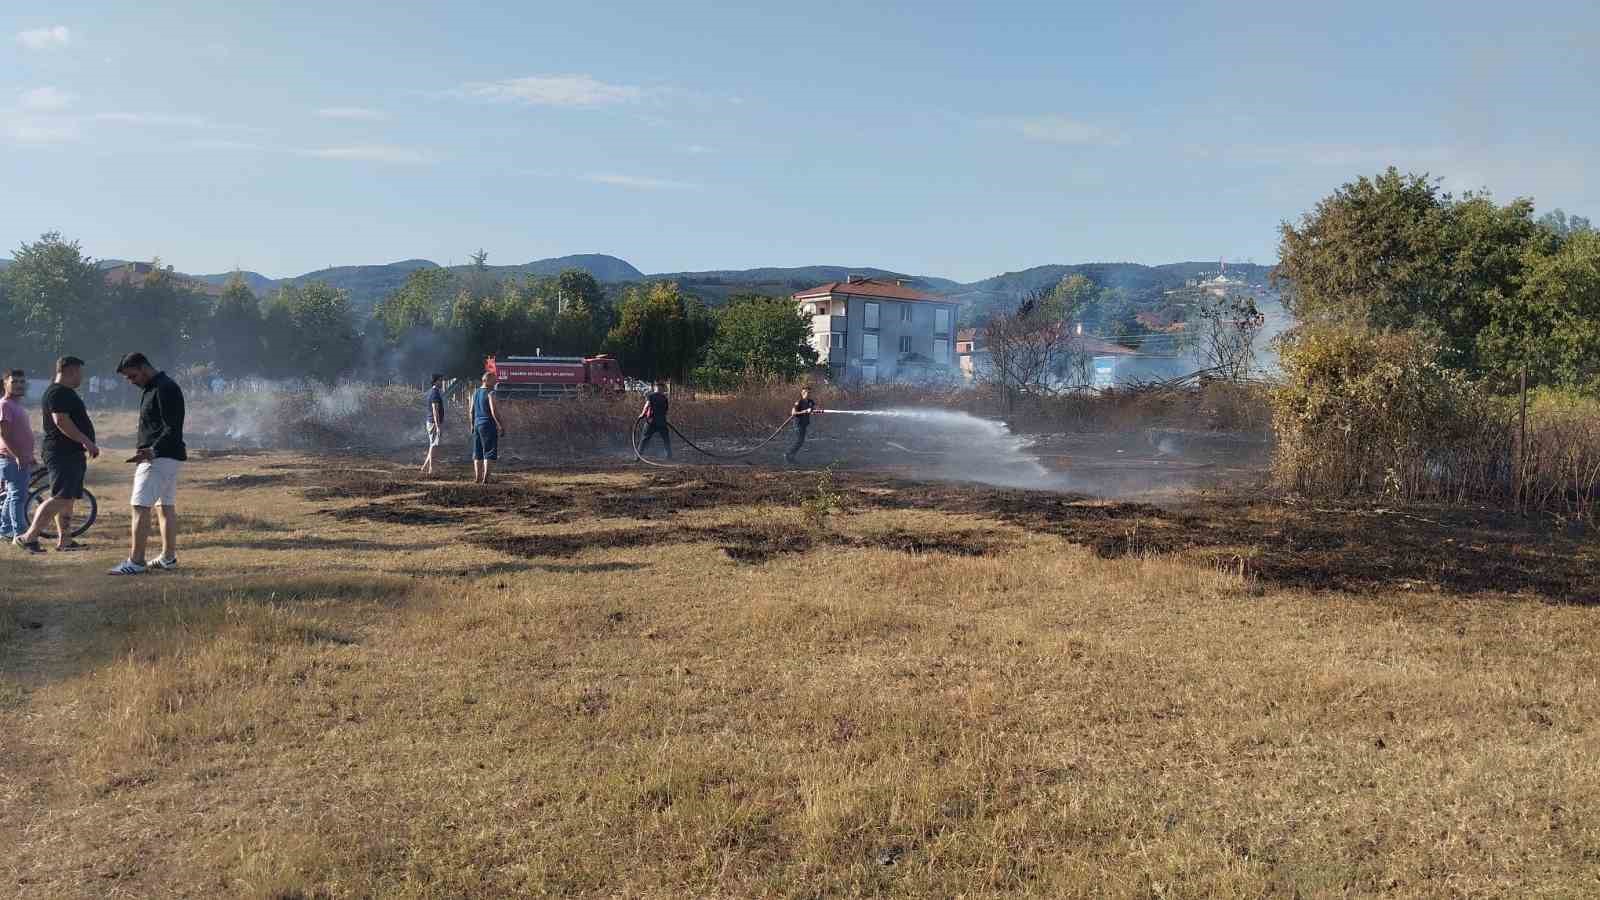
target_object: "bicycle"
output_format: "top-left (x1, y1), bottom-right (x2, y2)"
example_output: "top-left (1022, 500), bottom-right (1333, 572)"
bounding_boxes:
top-left (24, 464), bottom-right (98, 540)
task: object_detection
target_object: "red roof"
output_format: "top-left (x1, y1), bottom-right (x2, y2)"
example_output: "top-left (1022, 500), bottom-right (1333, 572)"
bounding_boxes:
top-left (794, 278), bottom-right (942, 303)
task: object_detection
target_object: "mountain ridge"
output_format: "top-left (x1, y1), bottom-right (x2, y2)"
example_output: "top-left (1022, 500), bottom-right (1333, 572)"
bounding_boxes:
top-left (2, 251), bottom-right (1275, 320)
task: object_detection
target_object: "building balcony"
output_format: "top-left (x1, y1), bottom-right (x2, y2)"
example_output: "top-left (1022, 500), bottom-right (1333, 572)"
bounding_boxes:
top-left (813, 314), bottom-right (847, 333)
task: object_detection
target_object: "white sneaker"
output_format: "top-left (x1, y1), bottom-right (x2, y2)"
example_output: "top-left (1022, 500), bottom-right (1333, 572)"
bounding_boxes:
top-left (149, 556), bottom-right (178, 571)
top-left (108, 559), bottom-right (148, 576)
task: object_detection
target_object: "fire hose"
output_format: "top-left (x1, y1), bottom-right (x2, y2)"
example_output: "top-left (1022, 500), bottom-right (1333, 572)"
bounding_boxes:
top-left (630, 414), bottom-right (798, 468)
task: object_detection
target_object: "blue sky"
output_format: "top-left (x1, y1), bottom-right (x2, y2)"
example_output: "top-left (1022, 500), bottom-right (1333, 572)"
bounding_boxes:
top-left (4, 1), bottom-right (1596, 282)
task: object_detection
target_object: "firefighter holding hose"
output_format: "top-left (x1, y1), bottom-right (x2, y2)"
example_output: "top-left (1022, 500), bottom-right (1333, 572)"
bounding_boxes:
top-left (637, 381), bottom-right (671, 460)
top-left (784, 386), bottom-right (821, 464)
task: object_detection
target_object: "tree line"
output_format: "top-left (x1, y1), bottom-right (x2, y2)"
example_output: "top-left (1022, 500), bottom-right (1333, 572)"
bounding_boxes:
top-left (0, 235), bottom-right (818, 387)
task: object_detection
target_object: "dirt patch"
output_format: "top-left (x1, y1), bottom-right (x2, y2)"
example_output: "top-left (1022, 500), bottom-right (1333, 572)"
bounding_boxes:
top-left (469, 527), bottom-right (662, 560)
top-left (327, 502), bottom-right (468, 526)
top-left (300, 471), bottom-right (425, 501)
top-left (465, 519), bottom-right (1004, 566)
top-left (844, 528), bottom-right (1010, 557)
top-left (467, 521), bottom-right (816, 565)
top-left (202, 473), bottom-right (291, 490)
top-left (574, 474), bottom-right (801, 519)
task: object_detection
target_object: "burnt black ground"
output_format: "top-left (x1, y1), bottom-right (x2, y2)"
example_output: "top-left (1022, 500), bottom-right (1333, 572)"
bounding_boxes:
top-left (285, 459), bottom-right (1600, 604)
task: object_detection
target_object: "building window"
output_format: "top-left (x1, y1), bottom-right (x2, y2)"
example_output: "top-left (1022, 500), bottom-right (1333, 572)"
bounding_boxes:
top-left (830, 332), bottom-right (846, 349)
top-left (934, 308), bottom-right (950, 334)
top-left (862, 364), bottom-right (877, 384)
top-left (900, 303), bottom-right (912, 322)
top-left (934, 338), bottom-right (948, 360)
top-left (863, 333), bottom-right (879, 360)
top-left (864, 301), bottom-right (879, 329)
top-left (898, 335), bottom-right (912, 354)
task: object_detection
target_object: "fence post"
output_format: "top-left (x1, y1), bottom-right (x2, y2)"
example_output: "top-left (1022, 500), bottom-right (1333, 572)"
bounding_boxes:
top-left (1518, 366), bottom-right (1528, 511)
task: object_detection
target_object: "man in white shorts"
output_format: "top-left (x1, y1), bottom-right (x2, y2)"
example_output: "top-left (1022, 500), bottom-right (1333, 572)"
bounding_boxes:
top-left (421, 372), bottom-right (445, 476)
top-left (109, 352), bottom-right (185, 575)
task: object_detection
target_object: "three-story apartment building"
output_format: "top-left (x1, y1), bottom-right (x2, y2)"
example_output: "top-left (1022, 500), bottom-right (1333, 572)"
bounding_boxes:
top-left (793, 276), bottom-right (959, 383)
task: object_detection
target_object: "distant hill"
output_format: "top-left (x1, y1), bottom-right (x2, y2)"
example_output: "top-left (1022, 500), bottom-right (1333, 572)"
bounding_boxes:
top-left (945, 261), bottom-right (1276, 321)
top-left (499, 254), bottom-right (643, 282)
top-left (0, 251), bottom-right (1277, 326)
top-left (654, 266), bottom-right (961, 306)
top-left (193, 270), bottom-right (280, 295)
top-left (188, 255), bottom-right (642, 315)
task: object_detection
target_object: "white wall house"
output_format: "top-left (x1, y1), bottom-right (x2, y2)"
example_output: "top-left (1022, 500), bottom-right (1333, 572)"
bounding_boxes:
top-left (793, 277), bottom-right (959, 383)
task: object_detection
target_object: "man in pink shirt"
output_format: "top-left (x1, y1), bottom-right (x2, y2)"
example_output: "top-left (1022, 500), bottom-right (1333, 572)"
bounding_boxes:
top-left (0, 369), bottom-right (37, 540)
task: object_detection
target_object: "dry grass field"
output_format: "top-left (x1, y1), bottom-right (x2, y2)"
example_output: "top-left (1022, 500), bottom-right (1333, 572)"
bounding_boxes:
top-left (3, 445), bottom-right (1600, 898)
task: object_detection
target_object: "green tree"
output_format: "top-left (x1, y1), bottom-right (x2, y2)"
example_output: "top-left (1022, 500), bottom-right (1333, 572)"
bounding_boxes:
top-left (547, 269), bottom-right (614, 355)
top-left (269, 282), bottom-right (358, 382)
top-left (491, 277), bottom-right (556, 357)
top-left (555, 269), bottom-right (604, 317)
top-left (696, 294), bottom-right (817, 386)
top-left (1050, 273), bottom-right (1096, 319)
top-left (1477, 229), bottom-right (1600, 389)
top-left (446, 288), bottom-right (500, 375)
top-left (1275, 168), bottom-right (1542, 372)
top-left (110, 259), bottom-right (204, 368)
top-left (1539, 209), bottom-right (1594, 238)
top-left (3, 232), bottom-right (106, 367)
top-left (373, 267), bottom-right (457, 341)
top-left (208, 275), bottom-right (265, 376)
top-left (603, 281), bottom-right (713, 381)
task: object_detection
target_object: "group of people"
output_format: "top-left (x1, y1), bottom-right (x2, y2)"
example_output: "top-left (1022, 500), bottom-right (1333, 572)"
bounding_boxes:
top-left (414, 376), bottom-right (823, 475)
top-left (2, 353), bottom-right (186, 575)
top-left (419, 371), bottom-right (506, 483)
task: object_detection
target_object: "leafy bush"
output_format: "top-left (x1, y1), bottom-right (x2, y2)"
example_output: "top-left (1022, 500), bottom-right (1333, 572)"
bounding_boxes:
top-left (1272, 324), bottom-right (1503, 499)
top-left (1271, 323), bottom-right (1600, 517)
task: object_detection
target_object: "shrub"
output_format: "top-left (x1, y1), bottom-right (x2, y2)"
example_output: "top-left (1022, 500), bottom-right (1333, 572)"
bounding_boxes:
top-left (1271, 324), bottom-right (1503, 499)
top-left (1271, 323), bottom-right (1600, 518)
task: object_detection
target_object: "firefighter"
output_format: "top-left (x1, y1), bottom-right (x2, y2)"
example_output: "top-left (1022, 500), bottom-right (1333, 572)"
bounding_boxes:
top-left (784, 386), bottom-right (821, 464)
top-left (637, 380), bottom-right (671, 459)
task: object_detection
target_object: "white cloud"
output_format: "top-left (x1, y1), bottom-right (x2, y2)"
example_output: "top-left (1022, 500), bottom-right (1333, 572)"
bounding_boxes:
top-left (17, 25), bottom-right (71, 50)
top-left (301, 145), bottom-right (436, 164)
top-left (680, 144), bottom-right (714, 154)
top-left (1002, 115), bottom-right (1127, 147)
top-left (184, 138), bottom-right (262, 152)
top-left (19, 87), bottom-right (77, 112)
top-left (580, 173), bottom-right (696, 190)
top-left (93, 111), bottom-right (212, 128)
top-left (316, 106), bottom-right (389, 121)
top-left (5, 117), bottom-right (81, 144)
top-left (455, 74), bottom-right (643, 107)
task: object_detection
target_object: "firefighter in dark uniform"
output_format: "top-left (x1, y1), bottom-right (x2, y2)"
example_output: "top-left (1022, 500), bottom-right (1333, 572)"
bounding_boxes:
top-left (784, 386), bottom-right (821, 464)
top-left (637, 381), bottom-right (671, 459)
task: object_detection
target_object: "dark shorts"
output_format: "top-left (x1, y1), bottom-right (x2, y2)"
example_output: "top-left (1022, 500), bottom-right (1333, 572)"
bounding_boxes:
top-left (472, 423), bottom-right (499, 461)
top-left (46, 454), bottom-right (87, 500)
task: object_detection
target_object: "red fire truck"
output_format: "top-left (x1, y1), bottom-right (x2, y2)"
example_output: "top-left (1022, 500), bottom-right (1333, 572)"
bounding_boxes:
top-left (485, 354), bottom-right (625, 399)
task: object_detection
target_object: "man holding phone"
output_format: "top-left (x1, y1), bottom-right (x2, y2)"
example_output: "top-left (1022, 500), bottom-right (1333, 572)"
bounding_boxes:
top-left (108, 352), bottom-right (185, 575)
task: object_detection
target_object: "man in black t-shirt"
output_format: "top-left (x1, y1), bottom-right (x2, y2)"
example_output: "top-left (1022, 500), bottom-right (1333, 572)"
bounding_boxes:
top-left (636, 381), bottom-right (672, 459)
top-left (14, 356), bottom-right (99, 554)
top-left (784, 386), bottom-right (821, 464)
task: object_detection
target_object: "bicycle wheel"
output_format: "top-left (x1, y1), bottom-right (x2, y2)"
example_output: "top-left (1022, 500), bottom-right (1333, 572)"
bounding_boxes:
top-left (26, 485), bottom-right (97, 540)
